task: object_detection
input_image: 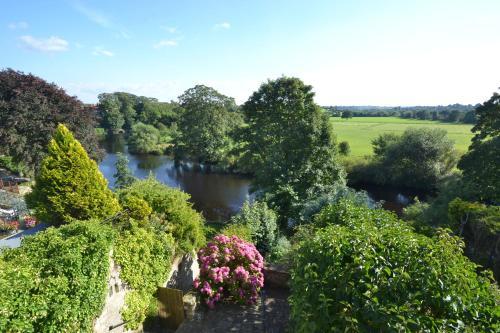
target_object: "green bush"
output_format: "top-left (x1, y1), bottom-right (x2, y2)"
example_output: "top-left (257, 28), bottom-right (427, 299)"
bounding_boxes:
top-left (0, 221), bottom-right (115, 332)
top-left (113, 226), bottom-right (175, 329)
top-left (128, 122), bottom-right (162, 154)
top-left (26, 124), bottom-right (120, 225)
top-left (118, 176), bottom-right (205, 253)
top-left (221, 223), bottom-right (253, 241)
top-left (230, 201), bottom-right (278, 254)
top-left (290, 200), bottom-right (499, 332)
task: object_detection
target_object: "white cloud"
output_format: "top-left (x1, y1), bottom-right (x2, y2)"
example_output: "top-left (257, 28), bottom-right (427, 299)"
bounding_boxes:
top-left (154, 39), bottom-right (178, 48)
top-left (8, 21), bottom-right (28, 30)
top-left (213, 22), bottom-right (231, 30)
top-left (160, 26), bottom-right (177, 34)
top-left (92, 47), bottom-right (114, 57)
top-left (19, 35), bottom-right (69, 52)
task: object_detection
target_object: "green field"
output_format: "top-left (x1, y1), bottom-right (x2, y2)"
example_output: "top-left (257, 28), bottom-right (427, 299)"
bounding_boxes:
top-left (331, 117), bottom-right (474, 157)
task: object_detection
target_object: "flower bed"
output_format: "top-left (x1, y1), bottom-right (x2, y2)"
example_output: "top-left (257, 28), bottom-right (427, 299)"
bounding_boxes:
top-left (23, 215), bottom-right (37, 228)
top-left (194, 235), bottom-right (264, 308)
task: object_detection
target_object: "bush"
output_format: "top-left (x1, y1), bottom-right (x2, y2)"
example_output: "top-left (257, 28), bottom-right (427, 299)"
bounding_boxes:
top-left (230, 201), bottom-right (277, 254)
top-left (194, 235), bottom-right (264, 308)
top-left (117, 176), bottom-right (205, 253)
top-left (266, 234), bottom-right (292, 265)
top-left (113, 226), bottom-right (175, 329)
top-left (0, 221), bottom-right (115, 332)
top-left (128, 122), bottom-right (162, 154)
top-left (290, 200), bottom-right (499, 332)
top-left (221, 223), bottom-right (252, 241)
top-left (26, 124), bottom-right (120, 225)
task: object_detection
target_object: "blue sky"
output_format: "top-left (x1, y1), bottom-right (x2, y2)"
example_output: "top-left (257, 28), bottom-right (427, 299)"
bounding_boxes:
top-left (1, 0), bottom-right (499, 105)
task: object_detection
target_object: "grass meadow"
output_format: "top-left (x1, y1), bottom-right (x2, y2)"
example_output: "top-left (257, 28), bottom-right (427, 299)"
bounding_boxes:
top-left (331, 117), bottom-right (474, 157)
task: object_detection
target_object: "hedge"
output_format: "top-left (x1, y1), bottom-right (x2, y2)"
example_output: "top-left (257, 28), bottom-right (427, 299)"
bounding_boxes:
top-left (289, 200), bottom-right (500, 332)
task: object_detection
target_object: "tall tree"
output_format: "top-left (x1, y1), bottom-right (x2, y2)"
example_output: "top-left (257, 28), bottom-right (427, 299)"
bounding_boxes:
top-left (98, 93), bottom-right (125, 134)
top-left (0, 69), bottom-right (102, 173)
top-left (26, 124), bottom-right (120, 225)
top-left (176, 85), bottom-right (242, 163)
top-left (458, 90), bottom-right (500, 202)
top-left (241, 77), bottom-right (345, 222)
top-left (113, 152), bottom-right (136, 189)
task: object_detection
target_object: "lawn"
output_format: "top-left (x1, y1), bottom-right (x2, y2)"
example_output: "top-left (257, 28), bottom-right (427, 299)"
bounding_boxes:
top-left (331, 117), bottom-right (474, 157)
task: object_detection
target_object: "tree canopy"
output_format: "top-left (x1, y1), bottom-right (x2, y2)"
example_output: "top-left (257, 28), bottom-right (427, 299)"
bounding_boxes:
top-left (459, 90), bottom-right (500, 202)
top-left (26, 124), bottom-right (120, 225)
top-left (175, 85), bottom-right (243, 164)
top-left (240, 77), bottom-right (345, 222)
top-left (371, 128), bottom-right (458, 190)
top-left (0, 69), bottom-right (102, 173)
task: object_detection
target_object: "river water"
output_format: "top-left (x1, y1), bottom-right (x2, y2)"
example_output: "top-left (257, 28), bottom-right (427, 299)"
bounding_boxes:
top-left (98, 136), bottom-right (423, 221)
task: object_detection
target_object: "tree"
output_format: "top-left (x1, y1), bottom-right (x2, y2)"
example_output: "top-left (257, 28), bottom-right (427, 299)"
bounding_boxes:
top-left (113, 152), bottom-right (136, 189)
top-left (341, 110), bottom-right (353, 119)
top-left (372, 128), bottom-right (458, 190)
top-left (98, 93), bottom-right (125, 134)
top-left (0, 69), bottom-right (102, 173)
top-left (128, 122), bottom-right (161, 154)
top-left (176, 85), bottom-right (243, 163)
top-left (338, 141), bottom-right (351, 156)
top-left (241, 77), bottom-right (345, 223)
top-left (459, 90), bottom-right (500, 202)
top-left (26, 124), bottom-right (120, 225)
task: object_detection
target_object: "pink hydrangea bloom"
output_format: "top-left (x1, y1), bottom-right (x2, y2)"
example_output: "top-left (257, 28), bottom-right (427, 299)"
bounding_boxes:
top-left (193, 234), bottom-right (265, 308)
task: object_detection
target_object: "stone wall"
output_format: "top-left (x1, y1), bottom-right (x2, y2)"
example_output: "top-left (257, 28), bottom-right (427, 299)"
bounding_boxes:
top-left (93, 252), bottom-right (199, 333)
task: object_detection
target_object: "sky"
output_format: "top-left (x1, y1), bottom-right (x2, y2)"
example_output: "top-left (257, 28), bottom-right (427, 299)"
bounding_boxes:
top-left (1, 0), bottom-right (500, 106)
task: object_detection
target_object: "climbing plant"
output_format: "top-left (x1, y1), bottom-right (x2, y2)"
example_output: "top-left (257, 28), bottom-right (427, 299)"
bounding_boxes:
top-left (0, 221), bottom-right (115, 333)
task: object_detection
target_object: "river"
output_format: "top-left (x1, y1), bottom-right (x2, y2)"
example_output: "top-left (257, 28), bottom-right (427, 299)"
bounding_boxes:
top-left (98, 136), bottom-right (423, 221)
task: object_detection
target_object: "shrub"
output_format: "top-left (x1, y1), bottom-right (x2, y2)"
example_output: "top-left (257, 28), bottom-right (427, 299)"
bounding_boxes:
top-left (117, 176), bottom-right (205, 253)
top-left (0, 221), bottom-right (115, 332)
top-left (221, 223), bottom-right (252, 241)
top-left (194, 235), bottom-right (264, 308)
top-left (26, 124), bottom-right (120, 225)
top-left (230, 201), bottom-right (277, 254)
top-left (290, 200), bottom-right (499, 332)
top-left (266, 234), bottom-right (292, 266)
top-left (113, 226), bottom-right (175, 329)
top-left (128, 122), bottom-right (162, 154)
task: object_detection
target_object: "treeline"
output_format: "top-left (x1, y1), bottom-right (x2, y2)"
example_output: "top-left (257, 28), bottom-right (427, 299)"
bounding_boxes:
top-left (324, 104), bottom-right (477, 123)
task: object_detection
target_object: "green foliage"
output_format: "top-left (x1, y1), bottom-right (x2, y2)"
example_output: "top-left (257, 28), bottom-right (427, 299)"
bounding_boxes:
top-left (98, 94), bottom-right (125, 134)
top-left (26, 124), bottom-right (120, 225)
top-left (0, 69), bottom-right (102, 173)
top-left (221, 223), bottom-right (253, 241)
top-left (230, 201), bottom-right (278, 254)
top-left (128, 122), bottom-right (162, 154)
top-left (290, 200), bottom-right (499, 332)
top-left (175, 85), bottom-right (243, 163)
top-left (341, 110), bottom-right (353, 119)
top-left (113, 152), bottom-right (136, 189)
top-left (0, 221), bottom-right (115, 332)
top-left (113, 226), bottom-right (175, 329)
top-left (0, 155), bottom-right (28, 176)
top-left (338, 141), bottom-right (350, 156)
top-left (371, 127), bottom-right (458, 190)
top-left (458, 91), bottom-right (500, 202)
top-left (266, 234), bottom-right (292, 265)
top-left (117, 176), bottom-right (205, 253)
top-left (241, 77), bottom-right (345, 223)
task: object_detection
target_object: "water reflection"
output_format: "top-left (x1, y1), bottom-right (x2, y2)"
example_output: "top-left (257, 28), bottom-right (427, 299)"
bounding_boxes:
top-left (98, 135), bottom-right (252, 221)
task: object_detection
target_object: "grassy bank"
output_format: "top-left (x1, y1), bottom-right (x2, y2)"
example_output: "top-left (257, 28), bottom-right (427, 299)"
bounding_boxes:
top-left (331, 117), bottom-right (474, 156)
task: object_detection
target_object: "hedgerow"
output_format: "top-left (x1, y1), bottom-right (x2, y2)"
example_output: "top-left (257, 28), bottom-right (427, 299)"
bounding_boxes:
top-left (0, 221), bottom-right (115, 332)
top-left (289, 200), bottom-right (500, 332)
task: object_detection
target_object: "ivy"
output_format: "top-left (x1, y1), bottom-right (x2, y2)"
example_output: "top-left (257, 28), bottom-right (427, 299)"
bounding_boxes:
top-left (113, 226), bottom-right (175, 329)
top-left (0, 221), bottom-right (115, 333)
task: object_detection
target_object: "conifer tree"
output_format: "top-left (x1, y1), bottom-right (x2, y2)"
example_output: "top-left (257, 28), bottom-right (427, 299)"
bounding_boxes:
top-left (27, 124), bottom-right (120, 224)
top-left (113, 152), bottom-right (136, 189)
